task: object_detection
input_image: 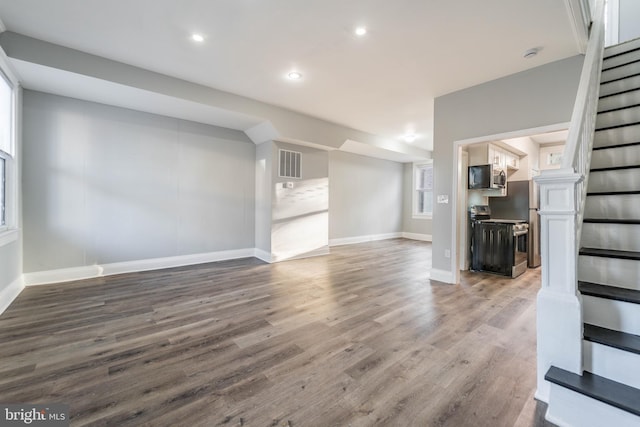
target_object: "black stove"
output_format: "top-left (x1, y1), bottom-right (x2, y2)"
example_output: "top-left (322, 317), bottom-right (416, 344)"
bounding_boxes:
top-left (469, 205), bottom-right (529, 278)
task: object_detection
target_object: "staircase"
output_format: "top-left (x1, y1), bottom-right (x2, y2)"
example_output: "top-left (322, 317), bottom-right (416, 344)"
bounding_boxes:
top-left (544, 37), bottom-right (640, 427)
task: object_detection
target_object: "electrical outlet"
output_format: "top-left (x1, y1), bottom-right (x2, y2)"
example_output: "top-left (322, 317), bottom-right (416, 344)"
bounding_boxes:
top-left (444, 249), bottom-right (450, 258)
top-left (437, 195), bottom-right (449, 204)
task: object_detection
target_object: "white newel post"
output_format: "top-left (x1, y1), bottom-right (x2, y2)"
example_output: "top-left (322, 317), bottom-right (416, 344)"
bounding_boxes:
top-left (534, 168), bottom-right (584, 403)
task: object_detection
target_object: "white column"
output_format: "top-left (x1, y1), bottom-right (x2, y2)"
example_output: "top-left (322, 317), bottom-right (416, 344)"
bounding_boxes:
top-left (534, 168), bottom-right (584, 403)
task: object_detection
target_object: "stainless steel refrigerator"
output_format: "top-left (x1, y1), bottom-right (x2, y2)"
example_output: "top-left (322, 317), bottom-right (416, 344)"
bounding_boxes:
top-left (488, 180), bottom-right (541, 268)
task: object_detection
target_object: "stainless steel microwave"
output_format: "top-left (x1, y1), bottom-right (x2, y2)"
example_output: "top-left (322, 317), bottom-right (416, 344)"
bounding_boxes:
top-left (468, 164), bottom-right (506, 189)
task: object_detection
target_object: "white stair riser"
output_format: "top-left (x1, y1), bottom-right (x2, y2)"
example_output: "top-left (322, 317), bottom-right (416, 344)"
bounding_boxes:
top-left (596, 105), bottom-right (640, 129)
top-left (547, 382), bottom-right (640, 427)
top-left (598, 89), bottom-right (640, 113)
top-left (600, 75), bottom-right (640, 97)
top-left (605, 39), bottom-right (640, 58)
top-left (603, 49), bottom-right (640, 70)
top-left (594, 123), bottom-right (640, 148)
top-left (584, 194), bottom-right (640, 220)
top-left (591, 145), bottom-right (640, 169)
top-left (582, 295), bottom-right (640, 336)
top-left (578, 256), bottom-right (640, 290)
top-left (602, 62), bottom-right (640, 83)
top-left (587, 169), bottom-right (640, 192)
top-left (583, 341), bottom-right (640, 390)
top-left (581, 223), bottom-right (640, 252)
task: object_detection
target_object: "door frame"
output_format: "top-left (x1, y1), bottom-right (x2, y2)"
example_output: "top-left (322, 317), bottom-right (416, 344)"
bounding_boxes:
top-left (449, 122), bottom-right (570, 284)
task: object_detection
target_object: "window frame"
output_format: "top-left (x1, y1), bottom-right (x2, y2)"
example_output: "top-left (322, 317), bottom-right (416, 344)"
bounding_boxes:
top-left (412, 161), bottom-right (433, 219)
top-left (0, 49), bottom-right (19, 247)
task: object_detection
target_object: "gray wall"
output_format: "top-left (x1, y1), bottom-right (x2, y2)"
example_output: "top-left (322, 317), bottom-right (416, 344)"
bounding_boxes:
top-left (23, 90), bottom-right (255, 273)
top-left (329, 151), bottom-right (403, 240)
top-left (0, 240), bottom-right (20, 289)
top-left (402, 162), bottom-right (433, 237)
top-left (255, 141), bottom-right (272, 254)
top-left (431, 55), bottom-right (584, 278)
top-left (619, 0), bottom-right (640, 43)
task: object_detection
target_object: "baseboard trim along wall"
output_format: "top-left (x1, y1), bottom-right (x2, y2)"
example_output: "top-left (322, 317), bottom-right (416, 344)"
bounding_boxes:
top-left (402, 232), bottom-right (432, 242)
top-left (0, 276), bottom-right (25, 315)
top-left (429, 268), bottom-right (456, 284)
top-left (271, 246), bottom-right (331, 263)
top-left (329, 232), bottom-right (403, 247)
top-left (23, 248), bottom-right (256, 286)
top-left (254, 248), bottom-right (273, 263)
top-left (329, 232), bottom-right (432, 247)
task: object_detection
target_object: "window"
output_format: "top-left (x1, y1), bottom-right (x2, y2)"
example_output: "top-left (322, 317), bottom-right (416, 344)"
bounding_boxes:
top-left (0, 58), bottom-right (16, 237)
top-left (413, 162), bottom-right (433, 218)
top-left (0, 154), bottom-right (5, 227)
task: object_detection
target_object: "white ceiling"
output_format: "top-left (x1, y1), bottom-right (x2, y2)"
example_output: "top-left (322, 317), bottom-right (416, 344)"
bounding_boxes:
top-left (0, 0), bottom-right (580, 151)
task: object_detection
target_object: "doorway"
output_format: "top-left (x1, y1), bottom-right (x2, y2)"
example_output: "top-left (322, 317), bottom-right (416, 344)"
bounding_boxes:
top-left (450, 123), bottom-right (570, 283)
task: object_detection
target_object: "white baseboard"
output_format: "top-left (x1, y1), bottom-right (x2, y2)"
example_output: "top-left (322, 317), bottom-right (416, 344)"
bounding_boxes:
top-left (254, 248), bottom-right (273, 263)
top-left (0, 275), bottom-right (25, 315)
top-left (24, 248), bottom-right (255, 286)
top-left (429, 268), bottom-right (456, 284)
top-left (271, 246), bottom-right (330, 263)
top-left (329, 232), bottom-right (402, 247)
top-left (24, 265), bottom-right (103, 286)
top-left (402, 232), bottom-right (432, 242)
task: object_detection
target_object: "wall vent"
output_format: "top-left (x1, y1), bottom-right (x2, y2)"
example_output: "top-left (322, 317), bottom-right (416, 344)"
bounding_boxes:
top-left (279, 149), bottom-right (302, 179)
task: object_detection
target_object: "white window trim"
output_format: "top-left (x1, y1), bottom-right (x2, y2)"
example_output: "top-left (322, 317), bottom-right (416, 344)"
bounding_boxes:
top-left (0, 47), bottom-right (20, 248)
top-left (412, 160), bottom-right (433, 220)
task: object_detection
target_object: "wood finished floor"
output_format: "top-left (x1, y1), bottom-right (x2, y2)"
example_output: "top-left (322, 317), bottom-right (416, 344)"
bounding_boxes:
top-left (0, 239), bottom-right (554, 427)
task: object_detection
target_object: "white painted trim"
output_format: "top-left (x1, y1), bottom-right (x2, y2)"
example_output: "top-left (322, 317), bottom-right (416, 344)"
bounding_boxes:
top-left (0, 228), bottom-right (18, 248)
top-left (270, 246), bottom-right (330, 263)
top-left (429, 268), bottom-right (455, 284)
top-left (329, 232), bottom-right (402, 247)
top-left (254, 248), bottom-right (273, 263)
top-left (604, 0), bottom-right (619, 47)
top-left (101, 249), bottom-right (255, 276)
top-left (24, 248), bottom-right (255, 286)
top-left (450, 122), bottom-right (571, 285)
top-left (402, 232), bottom-right (432, 242)
top-left (0, 275), bottom-right (24, 315)
top-left (564, 0), bottom-right (590, 53)
top-left (535, 388), bottom-right (550, 405)
top-left (24, 265), bottom-right (101, 286)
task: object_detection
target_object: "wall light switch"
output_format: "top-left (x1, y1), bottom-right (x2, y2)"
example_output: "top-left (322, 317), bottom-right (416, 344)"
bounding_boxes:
top-left (437, 195), bottom-right (449, 204)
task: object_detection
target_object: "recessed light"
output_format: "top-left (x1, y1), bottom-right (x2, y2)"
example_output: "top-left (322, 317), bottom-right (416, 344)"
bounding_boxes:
top-left (191, 34), bottom-right (205, 43)
top-left (287, 71), bottom-right (302, 80)
top-left (403, 134), bottom-right (417, 143)
top-left (355, 27), bottom-right (367, 36)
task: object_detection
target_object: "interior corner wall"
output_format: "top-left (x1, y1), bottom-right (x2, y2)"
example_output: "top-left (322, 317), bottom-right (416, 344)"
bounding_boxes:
top-left (0, 239), bottom-right (21, 291)
top-left (402, 162), bottom-right (433, 237)
top-left (328, 151), bottom-right (403, 240)
top-left (431, 55), bottom-right (584, 279)
top-left (255, 141), bottom-right (273, 254)
top-left (271, 141), bottom-right (328, 261)
top-left (22, 90), bottom-right (256, 273)
top-left (619, 0), bottom-right (640, 43)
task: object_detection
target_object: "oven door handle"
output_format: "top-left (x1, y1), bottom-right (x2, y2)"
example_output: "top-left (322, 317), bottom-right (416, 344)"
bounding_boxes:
top-left (514, 230), bottom-right (528, 237)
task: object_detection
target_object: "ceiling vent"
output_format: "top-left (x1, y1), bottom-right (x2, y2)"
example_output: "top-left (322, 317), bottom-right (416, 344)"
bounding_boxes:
top-left (279, 149), bottom-right (302, 179)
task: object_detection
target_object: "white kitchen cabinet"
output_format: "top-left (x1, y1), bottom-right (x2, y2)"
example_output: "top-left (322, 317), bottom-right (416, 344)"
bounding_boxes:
top-left (469, 143), bottom-right (520, 170)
